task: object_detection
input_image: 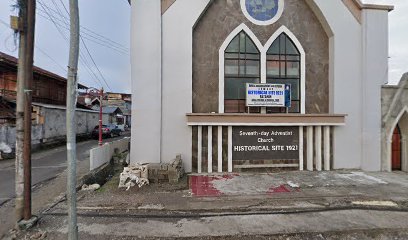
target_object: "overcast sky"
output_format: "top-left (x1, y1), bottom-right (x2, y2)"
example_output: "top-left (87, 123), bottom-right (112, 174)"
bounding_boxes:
top-left (0, 1), bottom-right (407, 93)
top-left (0, 0), bottom-right (131, 93)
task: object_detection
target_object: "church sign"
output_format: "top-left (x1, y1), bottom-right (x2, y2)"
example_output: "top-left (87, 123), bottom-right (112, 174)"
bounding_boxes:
top-left (232, 126), bottom-right (299, 161)
top-left (246, 83), bottom-right (290, 107)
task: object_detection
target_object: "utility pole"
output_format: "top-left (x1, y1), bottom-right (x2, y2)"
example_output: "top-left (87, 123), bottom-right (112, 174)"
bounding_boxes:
top-left (67, 0), bottom-right (80, 239)
top-left (15, 0), bottom-right (36, 228)
top-left (23, 0), bottom-right (36, 222)
top-left (15, 0), bottom-right (28, 224)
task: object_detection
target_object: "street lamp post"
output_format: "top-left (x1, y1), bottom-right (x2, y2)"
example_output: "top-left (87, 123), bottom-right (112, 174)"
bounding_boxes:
top-left (85, 87), bottom-right (104, 146)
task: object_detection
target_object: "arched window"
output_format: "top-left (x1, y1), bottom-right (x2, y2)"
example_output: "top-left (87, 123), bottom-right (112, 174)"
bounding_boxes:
top-left (266, 33), bottom-right (300, 113)
top-left (224, 31), bottom-right (260, 113)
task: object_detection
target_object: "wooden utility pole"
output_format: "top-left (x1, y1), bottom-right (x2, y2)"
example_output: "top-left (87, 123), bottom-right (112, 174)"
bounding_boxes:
top-left (23, 0), bottom-right (36, 221)
top-left (67, 0), bottom-right (80, 239)
top-left (15, 0), bottom-right (36, 226)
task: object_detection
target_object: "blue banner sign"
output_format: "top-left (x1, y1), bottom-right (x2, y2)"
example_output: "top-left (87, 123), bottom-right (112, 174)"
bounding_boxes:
top-left (246, 83), bottom-right (291, 108)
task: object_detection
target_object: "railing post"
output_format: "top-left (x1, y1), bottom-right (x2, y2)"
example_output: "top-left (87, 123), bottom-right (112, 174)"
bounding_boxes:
top-left (324, 126), bottom-right (331, 171)
top-left (217, 126), bottom-right (223, 173)
top-left (208, 126), bottom-right (213, 173)
top-left (197, 126), bottom-right (202, 173)
top-left (228, 126), bottom-right (233, 172)
top-left (307, 126), bottom-right (314, 171)
top-left (299, 126), bottom-right (304, 171)
top-left (315, 126), bottom-right (322, 171)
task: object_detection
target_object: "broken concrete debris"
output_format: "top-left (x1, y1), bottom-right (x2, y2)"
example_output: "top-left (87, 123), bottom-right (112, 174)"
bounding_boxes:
top-left (119, 155), bottom-right (184, 190)
top-left (147, 154), bottom-right (184, 183)
top-left (118, 165), bottom-right (149, 190)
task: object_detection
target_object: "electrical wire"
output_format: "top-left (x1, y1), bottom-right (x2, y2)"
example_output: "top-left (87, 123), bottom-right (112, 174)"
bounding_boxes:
top-left (37, 0), bottom-right (113, 91)
top-left (57, 0), bottom-right (129, 52)
top-left (39, 0), bottom-right (129, 54)
top-left (36, 9), bottom-right (128, 55)
top-left (36, 2), bottom-right (106, 89)
top-left (35, 45), bottom-right (67, 73)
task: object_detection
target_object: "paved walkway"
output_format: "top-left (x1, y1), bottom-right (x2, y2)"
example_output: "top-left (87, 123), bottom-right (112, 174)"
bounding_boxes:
top-left (8, 170), bottom-right (408, 239)
top-left (0, 134), bottom-right (129, 238)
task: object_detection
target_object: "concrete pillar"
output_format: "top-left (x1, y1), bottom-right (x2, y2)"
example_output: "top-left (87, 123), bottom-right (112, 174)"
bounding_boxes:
top-left (315, 126), bottom-right (322, 171)
top-left (217, 126), bottom-right (223, 173)
top-left (299, 126), bottom-right (304, 171)
top-left (324, 126), bottom-right (331, 171)
top-left (228, 126), bottom-right (233, 172)
top-left (130, 0), bottom-right (162, 165)
top-left (208, 126), bottom-right (213, 173)
top-left (197, 126), bottom-right (202, 173)
top-left (307, 126), bottom-right (314, 171)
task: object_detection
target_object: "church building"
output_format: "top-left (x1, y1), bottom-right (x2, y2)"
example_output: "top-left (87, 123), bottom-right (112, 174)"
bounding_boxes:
top-left (130, 0), bottom-right (397, 174)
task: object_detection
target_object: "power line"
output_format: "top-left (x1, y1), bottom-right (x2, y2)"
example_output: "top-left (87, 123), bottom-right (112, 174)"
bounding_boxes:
top-left (0, 19), bottom-right (9, 27)
top-left (80, 36), bottom-right (112, 91)
top-left (35, 2), bottom-right (106, 88)
top-left (36, 9), bottom-right (128, 55)
top-left (57, 0), bottom-right (129, 52)
top-left (35, 45), bottom-right (67, 73)
top-left (37, 1), bottom-right (112, 91)
top-left (41, 0), bottom-right (129, 53)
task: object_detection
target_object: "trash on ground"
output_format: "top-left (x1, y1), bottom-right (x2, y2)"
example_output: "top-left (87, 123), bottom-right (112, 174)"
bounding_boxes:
top-left (81, 183), bottom-right (101, 191)
top-left (0, 142), bottom-right (12, 154)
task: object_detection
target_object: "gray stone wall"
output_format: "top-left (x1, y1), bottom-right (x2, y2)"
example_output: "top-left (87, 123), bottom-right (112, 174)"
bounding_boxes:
top-left (381, 73), bottom-right (408, 172)
top-left (0, 107), bottom-right (109, 152)
top-left (192, 0), bottom-right (329, 113)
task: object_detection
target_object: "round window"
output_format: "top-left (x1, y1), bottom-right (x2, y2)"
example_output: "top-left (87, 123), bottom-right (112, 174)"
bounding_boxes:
top-left (241, 0), bottom-right (285, 26)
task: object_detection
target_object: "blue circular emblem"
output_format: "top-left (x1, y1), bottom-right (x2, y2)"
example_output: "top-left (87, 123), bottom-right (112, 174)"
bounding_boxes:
top-left (241, 0), bottom-right (284, 25)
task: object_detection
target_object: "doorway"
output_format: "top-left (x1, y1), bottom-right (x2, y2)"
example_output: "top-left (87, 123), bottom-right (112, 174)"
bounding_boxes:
top-left (392, 126), bottom-right (402, 171)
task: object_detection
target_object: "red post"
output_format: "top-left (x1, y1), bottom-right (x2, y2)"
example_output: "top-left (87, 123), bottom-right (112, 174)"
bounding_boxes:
top-left (98, 88), bottom-right (103, 146)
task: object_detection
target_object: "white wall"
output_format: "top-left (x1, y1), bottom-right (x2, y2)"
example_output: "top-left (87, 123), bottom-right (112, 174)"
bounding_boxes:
top-left (90, 137), bottom-right (130, 170)
top-left (130, 0), bottom-right (390, 172)
top-left (361, 9), bottom-right (389, 171)
top-left (130, 0), bottom-right (162, 164)
top-left (161, 0), bottom-right (211, 172)
top-left (314, 0), bottom-right (363, 169)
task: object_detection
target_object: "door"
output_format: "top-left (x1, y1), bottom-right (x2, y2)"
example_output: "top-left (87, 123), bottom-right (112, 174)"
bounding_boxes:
top-left (392, 126), bottom-right (402, 170)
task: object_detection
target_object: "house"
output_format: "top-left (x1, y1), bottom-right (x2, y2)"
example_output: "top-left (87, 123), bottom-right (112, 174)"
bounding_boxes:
top-left (0, 52), bottom-right (108, 153)
top-left (105, 92), bottom-right (132, 128)
top-left (130, 0), bottom-right (399, 173)
top-left (0, 52), bottom-right (87, 106)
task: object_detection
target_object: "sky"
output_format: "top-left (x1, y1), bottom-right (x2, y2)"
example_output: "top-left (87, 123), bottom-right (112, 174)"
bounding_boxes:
top-left (0, 1), bottom-right (407, 93)
top-left (367, 0), bottom-right (408, 84)
top-left (0, 0), bottom-right (131, 93)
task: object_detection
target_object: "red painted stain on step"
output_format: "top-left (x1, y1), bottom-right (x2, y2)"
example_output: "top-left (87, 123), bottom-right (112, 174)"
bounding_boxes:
top-left (267, 185), bottom-right (291, 194)
top-left (189, 174), bottom-right (239, 197)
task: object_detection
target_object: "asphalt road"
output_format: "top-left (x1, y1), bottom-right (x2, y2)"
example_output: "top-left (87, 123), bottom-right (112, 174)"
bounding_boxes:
top-left (0, 134), bottom-right (129, 206)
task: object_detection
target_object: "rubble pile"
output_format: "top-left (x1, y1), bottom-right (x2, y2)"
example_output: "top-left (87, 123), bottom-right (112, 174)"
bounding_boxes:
top-left (118, 155), bottom-right (184, 189)
top-left (148, 154), bottom-right (184, 183)
top-left (118, 164), bottom-right (149, 190)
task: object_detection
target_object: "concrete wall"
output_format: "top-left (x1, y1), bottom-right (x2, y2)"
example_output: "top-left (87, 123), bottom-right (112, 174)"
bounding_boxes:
top-left (161, 0), bottom-right (211, 172)
top-left (131, 0), bottom-right (162, 164)
top-left (0, 124), bottom-right (43, 147)
top-left (360, 9), bottom-right (389, 171)
top-left (90, 137), bottom-right (130, 170)
top-left (192, 0), bottom-right (329, 114)
top-left (130, 0), bottom-right (391, 172)
top-left (0, 106), bottom-right (109, 151)
top-left (312, 0), bottom-right (363, 170)
top-left (381, 73), bottom-right (408, 172)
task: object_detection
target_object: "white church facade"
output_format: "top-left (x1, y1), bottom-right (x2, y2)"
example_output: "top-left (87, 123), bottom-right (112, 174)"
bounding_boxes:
top-left (130, 0), bottom-right (400, 174)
